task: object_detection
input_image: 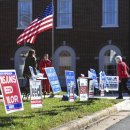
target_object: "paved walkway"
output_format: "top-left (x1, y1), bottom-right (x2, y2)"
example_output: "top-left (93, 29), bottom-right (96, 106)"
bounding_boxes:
top-left (107, 115), bottom-right (130, 130)
top-left (85, 111), bottom-right (130, 130)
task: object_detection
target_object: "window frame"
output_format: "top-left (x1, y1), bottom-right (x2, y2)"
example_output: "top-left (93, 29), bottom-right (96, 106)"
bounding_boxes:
top-left (57, 0), bottom-right (72, 29)
top-left (17, 0), bottom-right (32, 29)
top-left (102, 0), bottom-right (118, 28)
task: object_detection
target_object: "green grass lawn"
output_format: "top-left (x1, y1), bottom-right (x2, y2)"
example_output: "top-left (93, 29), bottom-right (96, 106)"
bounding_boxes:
top-left (0, 98), bottom-right (120, 130)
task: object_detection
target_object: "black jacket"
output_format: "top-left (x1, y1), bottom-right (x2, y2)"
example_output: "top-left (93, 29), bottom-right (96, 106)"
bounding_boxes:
top-left (23, 57), bottom-right (37, 78)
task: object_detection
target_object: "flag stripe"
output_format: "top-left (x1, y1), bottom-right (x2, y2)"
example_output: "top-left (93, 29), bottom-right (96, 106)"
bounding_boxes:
top-left (38, 24), bottom-right (53, 34)
top-left (38, 21), bottom-right (53, 33)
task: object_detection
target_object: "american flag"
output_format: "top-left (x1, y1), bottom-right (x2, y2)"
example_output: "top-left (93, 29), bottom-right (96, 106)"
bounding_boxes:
top-left (17, 3), bottom-right (53, 45)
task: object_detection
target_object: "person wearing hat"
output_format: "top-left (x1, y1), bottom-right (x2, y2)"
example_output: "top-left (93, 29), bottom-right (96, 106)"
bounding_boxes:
top-left (115, 55), bottom-right (130, 99)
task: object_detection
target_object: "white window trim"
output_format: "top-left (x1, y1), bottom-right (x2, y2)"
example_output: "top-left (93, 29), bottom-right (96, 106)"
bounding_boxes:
top-left (102, 0), bottom-right (118, 28)
top-left (57, 0), bottom-right (72, 29)
top-left (56, 26), bottom-right (73, 29)
top-left (101, 25), bottom-right (119, 28)
top-left (17, 0), bottom-right (32, 29)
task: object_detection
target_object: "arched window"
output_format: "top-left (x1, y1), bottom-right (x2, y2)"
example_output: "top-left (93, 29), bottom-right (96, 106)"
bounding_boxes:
top-left (99, 44), bottom-right (121, 75)
top-left (14, 46), bottom-right (32, 77)
top-left (54, 45), bottom-right (76, 86)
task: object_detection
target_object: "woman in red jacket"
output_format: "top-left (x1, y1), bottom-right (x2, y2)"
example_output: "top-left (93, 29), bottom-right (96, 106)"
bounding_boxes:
top-left (39, 54), bottom-right (52, 93)
top-left (115, 55), bottom-right (130, 99)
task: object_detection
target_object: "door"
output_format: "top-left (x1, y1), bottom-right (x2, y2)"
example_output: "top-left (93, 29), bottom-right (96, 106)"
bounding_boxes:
top-left (54, 45), bottom-right (76, 87)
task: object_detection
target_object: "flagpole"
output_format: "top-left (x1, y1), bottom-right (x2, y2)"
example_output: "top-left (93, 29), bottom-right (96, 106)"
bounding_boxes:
top-left (52, 0), bottom-right (54, 59)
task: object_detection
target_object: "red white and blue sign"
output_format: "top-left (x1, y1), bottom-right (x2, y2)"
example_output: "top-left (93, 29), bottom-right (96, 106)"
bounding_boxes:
top-left (30, 79), bottom-right (43, 109)
top-left (45, 67), bottom-right (61, 93)
top-left (0, 70), bottom-right (24, 114)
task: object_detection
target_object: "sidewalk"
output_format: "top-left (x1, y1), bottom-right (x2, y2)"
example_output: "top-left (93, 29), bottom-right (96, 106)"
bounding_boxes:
top-left (85, 111), bottom-right (130, 130)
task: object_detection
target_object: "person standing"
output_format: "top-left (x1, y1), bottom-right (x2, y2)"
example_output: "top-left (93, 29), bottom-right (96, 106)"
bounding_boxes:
top-left (39, 53), bottom-right (52, 93)
top-left (115, 55), bottom-right (130, 99)
top-left (23, 49), bottom-right (37, 88)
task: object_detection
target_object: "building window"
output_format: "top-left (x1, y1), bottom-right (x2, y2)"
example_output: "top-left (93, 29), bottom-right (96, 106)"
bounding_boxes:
top-left (59, 51), bottom-right (71, 76)
top-left (57, 0), bottom-right (72, 29)
top-left (18, 0), bottom-right (32, 29)
top-left (102, 0), bottom-right (118, 27)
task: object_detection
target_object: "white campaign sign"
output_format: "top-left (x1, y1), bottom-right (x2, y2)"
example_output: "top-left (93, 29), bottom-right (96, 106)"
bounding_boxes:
top-left (105, 76), bottom-right (119, 91)
top-left (30, 79), bottom-right (42, 108)
top-left (78, 78), bottom-right (88, 101)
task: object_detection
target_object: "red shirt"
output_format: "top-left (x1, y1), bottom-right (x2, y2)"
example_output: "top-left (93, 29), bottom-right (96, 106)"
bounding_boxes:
top-left (39, 59), bottom-right (52, 77)
top-left (117, 61), bottom-right (129, 80)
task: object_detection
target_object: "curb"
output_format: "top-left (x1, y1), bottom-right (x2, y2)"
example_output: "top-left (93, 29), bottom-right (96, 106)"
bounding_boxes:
top-left (50, 100), bottom-right (130, 130)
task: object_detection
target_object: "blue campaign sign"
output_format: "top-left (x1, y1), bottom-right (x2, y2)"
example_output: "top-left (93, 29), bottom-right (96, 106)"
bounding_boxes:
top-left (65, 70), bottom-right (76, 93)
top-left (45, 67), bottom-right (61, 93)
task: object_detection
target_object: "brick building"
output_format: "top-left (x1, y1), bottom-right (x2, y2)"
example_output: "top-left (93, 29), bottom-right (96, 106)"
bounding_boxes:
top-left (0, 0), bottom-right (129, 86)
